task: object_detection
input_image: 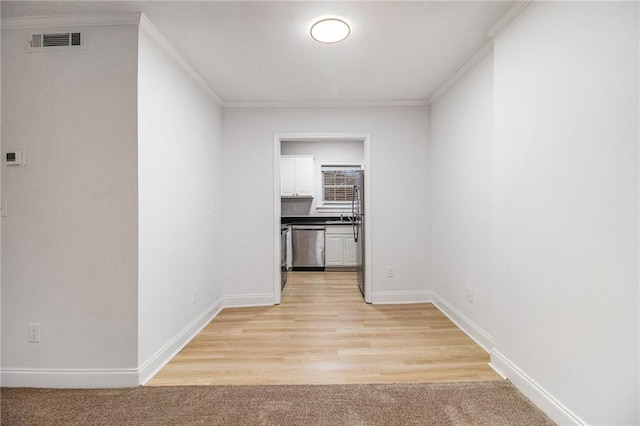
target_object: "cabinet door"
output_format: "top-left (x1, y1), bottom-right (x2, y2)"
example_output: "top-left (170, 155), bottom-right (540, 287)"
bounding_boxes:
top-left (295, 157), bottom-right (314, 197)
top-left (281, 157), bottom-right (296, 197)
top-left (286, 229), bottom-right (293, 269)
top-left (325, 233), bottom-right (344, 266)
top-left (343, 234), bottom-right (358, 266)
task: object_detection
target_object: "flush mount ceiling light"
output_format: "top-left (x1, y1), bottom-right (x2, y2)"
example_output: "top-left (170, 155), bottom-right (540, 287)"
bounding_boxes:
top-left (310, 18), bottom-right (350, 44)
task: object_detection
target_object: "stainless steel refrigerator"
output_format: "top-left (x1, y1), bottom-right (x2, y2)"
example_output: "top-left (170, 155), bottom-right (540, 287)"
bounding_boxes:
top-left (352, 171), bottom-right (365, 296)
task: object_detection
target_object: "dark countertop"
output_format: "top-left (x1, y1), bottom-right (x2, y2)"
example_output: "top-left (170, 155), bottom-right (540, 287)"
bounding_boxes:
top-left (281, 216), bottom-right (352, 226)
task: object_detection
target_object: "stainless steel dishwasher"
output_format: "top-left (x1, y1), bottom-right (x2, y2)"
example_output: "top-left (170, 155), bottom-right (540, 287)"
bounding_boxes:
top-left (291, 225), bottom-right (325, 270)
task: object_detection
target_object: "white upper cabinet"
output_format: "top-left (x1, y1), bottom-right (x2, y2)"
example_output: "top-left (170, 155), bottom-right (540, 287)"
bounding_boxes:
top-left (280, 157), bottom-right (297, 197)
top-left (281, 156), bottom-right (314, 198)
top-left (294, 157), bottom-right (314, 197)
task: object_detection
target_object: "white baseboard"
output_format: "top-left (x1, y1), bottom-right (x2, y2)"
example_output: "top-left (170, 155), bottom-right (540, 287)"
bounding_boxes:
top-left (139, 293), bottom-right (273, 384)
top-left (1, 368), bottom-right (138, 388)
top-left (429, 294), bottom-right (586, 424)
top-left (0, 287), bottom-right (592, 426)
top-left (431, 294), bottom-right (494, 353)
top-left (137, 296), bottom-right (225, 385)
top-left (370, 290), bottom-right (433, 304)
top-left (490, 349), bottom-right (586, 425)
top-left (1, 297), bottom-right (226, 388)
top-left (223, 293), bottom-right (274, 308)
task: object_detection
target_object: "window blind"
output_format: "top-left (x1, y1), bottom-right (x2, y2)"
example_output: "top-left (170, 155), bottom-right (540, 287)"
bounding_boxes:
top-left (321, 166), bottom-right (360, 203)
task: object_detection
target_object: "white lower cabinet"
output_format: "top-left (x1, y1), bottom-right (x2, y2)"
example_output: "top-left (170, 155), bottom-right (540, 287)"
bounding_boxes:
top-left (325, 233), bottom-right (344, 266)
top-left (286, 228), bottom-right (293, 270)
top-left (325, 225), bottom-right (357, 268)
top-left (343, 234), bottom-right (357, 266)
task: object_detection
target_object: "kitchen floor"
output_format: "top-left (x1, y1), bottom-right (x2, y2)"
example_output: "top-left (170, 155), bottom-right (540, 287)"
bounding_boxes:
top-left (147, 272), bottom-right (501, 386)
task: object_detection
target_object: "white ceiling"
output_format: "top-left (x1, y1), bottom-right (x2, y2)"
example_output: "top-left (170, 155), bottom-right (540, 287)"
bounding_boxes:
top-left (1, 1), bottom-right (514, 105)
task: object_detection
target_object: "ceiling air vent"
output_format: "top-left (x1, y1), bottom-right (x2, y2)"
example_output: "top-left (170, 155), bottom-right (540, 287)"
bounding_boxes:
top-left (29, 32), bottom-right (82, 52)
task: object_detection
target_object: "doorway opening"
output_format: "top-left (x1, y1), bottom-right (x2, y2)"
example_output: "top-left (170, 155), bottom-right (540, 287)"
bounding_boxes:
top-left (273, 133), bottom-right (372, 305)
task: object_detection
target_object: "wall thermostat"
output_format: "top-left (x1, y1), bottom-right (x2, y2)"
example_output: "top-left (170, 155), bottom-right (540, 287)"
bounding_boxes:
top-left (5, 151), bottom-right (26, 167)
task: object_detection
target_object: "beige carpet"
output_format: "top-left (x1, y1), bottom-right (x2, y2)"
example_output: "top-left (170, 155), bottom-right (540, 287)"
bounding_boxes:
top-left (2, 381), bottom-right (554, 425)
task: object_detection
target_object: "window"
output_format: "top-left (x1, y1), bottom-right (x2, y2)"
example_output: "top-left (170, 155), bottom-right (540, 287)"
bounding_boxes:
top-left (321, 165), bottom-right (361, 205)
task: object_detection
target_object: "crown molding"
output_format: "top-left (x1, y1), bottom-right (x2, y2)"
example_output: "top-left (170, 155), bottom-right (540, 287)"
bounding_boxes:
top-left (1, 13), bottom-right (141, 30)
top-left (223, 99), bottom-right (429, 109)
top-left (485, 0), bottom-right (532, 39)
top-left (428, 0), bottom-right (531, 104)
top-left (139, 14), bottom-right (223, 106)
top-left (2, 3), bottom-right (532, 109)
top-left (428, 41), bottom-right (494, 104)
top-left (1, 13), bottom-right (223, 106)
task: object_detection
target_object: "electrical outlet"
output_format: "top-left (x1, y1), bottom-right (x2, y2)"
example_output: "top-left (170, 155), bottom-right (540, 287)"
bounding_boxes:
top-left (5, 150), bottom-right (26, 167)
top-left (386, 266), bottom-right (395, 278)
top-left (28, 323), bottom-right (41, 343)
top-left (467, 287), bottom-right (474, 304)
top-left (193, 288), bottom-right (198, 304)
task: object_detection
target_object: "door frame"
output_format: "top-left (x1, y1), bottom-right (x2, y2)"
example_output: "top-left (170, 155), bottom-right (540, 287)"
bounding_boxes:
top-left (273, 132), bottom-right (372, 304)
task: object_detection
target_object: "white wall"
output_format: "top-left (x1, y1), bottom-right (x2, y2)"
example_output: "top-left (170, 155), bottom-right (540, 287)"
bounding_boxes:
top-left (281, 140), bottom-right (364, 216)
top-left (222, 107), bottom-right (429, 301)
top-left (137, 29), bottom-right (224, 370)
top-left (490, 2), bottom-right (637, 424)
top-left (1, 24), bottom-right (139, 377)
top-left (493, 2), bottom-right (640, 424)
top-left (429, 52), bottom-right (495, 343)
top-left (1, 4), bottom-right (4, 385)
top-left (430, 3), bottom-right (639, 423)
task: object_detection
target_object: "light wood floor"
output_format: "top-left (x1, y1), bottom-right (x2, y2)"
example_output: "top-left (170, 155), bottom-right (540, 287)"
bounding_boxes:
top-left (147, 272), bottom-right (502, 386)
